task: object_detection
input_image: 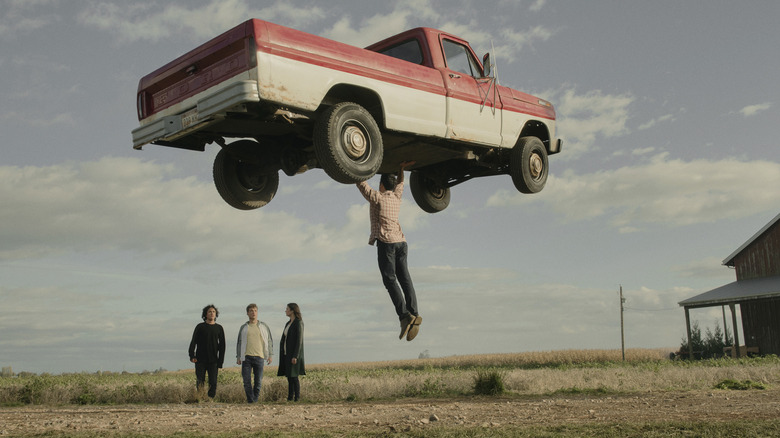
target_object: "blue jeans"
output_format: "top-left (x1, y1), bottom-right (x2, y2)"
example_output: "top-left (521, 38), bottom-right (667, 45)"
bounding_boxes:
top-left (377, 241), bottom-right (417, 319)
top-left (241, 356), bottom-right (265, 403)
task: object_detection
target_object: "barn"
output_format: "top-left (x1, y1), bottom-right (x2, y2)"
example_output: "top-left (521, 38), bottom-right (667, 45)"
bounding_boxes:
top-left (678, 212), bottom-right (780, 358)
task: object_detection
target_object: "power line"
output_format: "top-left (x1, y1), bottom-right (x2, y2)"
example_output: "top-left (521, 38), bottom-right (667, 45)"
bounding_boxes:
top-left (623, 306), bottom-right (679, 312)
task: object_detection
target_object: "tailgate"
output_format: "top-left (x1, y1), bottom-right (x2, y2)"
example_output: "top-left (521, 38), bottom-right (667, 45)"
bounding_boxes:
top-left (135, 20), bottom-right (258, 122)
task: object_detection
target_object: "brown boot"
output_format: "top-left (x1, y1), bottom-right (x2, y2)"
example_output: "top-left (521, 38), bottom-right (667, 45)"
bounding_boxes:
top-left (406, 315), bottom-right (422, 341)
top-left (399, 315), bottom-right (414, 340)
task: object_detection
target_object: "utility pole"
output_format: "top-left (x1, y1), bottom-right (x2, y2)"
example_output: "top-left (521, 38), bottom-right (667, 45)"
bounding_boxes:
top-left (620, 285), bottom-right (626, 361)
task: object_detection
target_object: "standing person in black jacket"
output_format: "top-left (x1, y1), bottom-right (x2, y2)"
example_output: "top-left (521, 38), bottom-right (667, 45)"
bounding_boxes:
top-left (188, 304), bottom-right (226, 399)
top-left (277, 303), bottom-right (305, 401)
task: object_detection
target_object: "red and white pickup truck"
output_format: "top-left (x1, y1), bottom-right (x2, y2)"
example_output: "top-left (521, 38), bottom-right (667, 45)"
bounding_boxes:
top-left (132, 18), bottom-right (562, 212)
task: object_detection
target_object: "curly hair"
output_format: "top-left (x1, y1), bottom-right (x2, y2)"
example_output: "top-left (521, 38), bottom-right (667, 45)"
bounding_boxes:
top-left (201, 304), bottom-right (219, 321)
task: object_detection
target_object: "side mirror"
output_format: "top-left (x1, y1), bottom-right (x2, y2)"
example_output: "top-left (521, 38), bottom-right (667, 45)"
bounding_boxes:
top-left (482, 53), bottom-right (491, 77)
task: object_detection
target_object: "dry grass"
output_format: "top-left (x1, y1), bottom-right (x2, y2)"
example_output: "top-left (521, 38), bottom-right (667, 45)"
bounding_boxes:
top-left (294, 351), bottom-right (780, 401)
top-left (309, 348), bottom-right (671, 370)
top-left (2, 349), bottom-right (778, 405)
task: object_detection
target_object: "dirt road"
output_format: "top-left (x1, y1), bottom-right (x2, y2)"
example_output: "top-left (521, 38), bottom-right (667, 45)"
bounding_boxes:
top-left (2, 389), bottom-right (779, 436)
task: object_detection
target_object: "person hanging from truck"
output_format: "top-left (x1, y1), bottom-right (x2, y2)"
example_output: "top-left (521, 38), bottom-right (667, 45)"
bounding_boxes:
top-left (356, 161), bottom-right (422, 341)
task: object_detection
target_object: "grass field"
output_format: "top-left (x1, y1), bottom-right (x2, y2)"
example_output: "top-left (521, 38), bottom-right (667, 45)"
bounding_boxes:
top-left (2, 349), bottom-right (779, 437)
top-left (2, 348), bottom-right (777, 405)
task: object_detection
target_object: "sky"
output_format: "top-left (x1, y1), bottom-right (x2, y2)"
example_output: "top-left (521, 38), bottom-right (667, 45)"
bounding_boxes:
top-left (1, 0), bottom-right (779, 374)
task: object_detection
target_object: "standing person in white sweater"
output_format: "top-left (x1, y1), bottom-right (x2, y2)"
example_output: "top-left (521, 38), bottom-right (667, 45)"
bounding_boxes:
top-left (236, 303), bottom-right (273, 403)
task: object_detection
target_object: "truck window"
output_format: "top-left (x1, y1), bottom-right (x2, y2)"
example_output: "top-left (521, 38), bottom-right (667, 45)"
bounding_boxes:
top-left (377, 39), bottom-right (424, 65)
top-left (442, 39), bottom-right (481, 77)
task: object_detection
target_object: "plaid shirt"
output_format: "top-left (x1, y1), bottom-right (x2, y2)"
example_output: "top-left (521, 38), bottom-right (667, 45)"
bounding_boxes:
top-left (357, 173), bottom-right (406, 245)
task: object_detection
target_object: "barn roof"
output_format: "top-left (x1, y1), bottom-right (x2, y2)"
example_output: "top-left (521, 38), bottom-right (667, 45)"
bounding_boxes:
top-left (723, 212), bottom-right (780, 267)
top-left (678, 275), bottom-right (780, 309)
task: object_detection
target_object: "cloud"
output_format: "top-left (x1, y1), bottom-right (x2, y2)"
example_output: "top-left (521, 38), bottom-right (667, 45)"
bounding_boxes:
top-left (530, 0), bottom-right (547, 12)
top-left (77, 1), bottom-right (248, 43)
top-left (738, 102), bottom-right (772, 118)
top-left (317, 0), bottom-right (556, 62)
top-left (671, 257), bottom-right (734, 280)
top-left (0, 0), bottom-right (59, 38)
top-left (70, 0), bottom-right (558, 79)
top-left (256, 267), bottom-right (692, 359)
top-left (321, 0), bottom-right (489, 49)
top-left (416, 279), bottom-right (692, 353)
top-left (0, 157), bottom-right (367, 264)
top-left (0, 286), bottom-right (121, 346)
top-left (325, 12), bottom-right (414, 47)
top-left (321, 0), bottom-right (440, 46)
top-left (77, 0), bottom-right (326, 44)
top-left (549, 87), bottom-right (634, 158)
top-left (638, 113), bottom-right (676, 130)
top-left (497, 25), bottom-right (556, 58)
top-left (631, 147), bottom-right (656, 156)
top-left (487, 153), bottom-right (780, 230)
top-left (0, 283), bottom-right (196, 372)
top-left (0, 110), bottom-right (76, 128)
top-left (0, 260), bottom-right (708, 373)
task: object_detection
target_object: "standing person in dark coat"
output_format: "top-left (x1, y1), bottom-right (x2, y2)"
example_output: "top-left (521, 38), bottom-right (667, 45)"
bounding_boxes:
top-left (277, 303), bottom-right (305, 401)
top-left (188, 304), bottom-right (226, 399)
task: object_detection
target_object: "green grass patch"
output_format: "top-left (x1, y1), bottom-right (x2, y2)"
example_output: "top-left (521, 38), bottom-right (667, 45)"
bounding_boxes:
top-left (714, 378), bottom-right (766, 390)
top-left (473, 369), bottom-right (505, 395)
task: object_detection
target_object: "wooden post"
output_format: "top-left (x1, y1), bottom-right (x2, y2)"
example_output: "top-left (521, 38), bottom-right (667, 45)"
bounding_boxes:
top-left (620, 286), bottom-right (625, 361)
top-left (684, 307), bottom-right (693, 359)
top-left (730, 303), bottom-right (741, 358)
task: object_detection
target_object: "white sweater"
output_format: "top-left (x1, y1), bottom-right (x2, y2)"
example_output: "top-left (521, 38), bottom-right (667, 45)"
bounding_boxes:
top-left (236, 321), bottom-right (273, 360)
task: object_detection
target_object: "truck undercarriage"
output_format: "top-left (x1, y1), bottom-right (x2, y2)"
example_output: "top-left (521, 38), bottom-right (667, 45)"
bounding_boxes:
top-left (144, 101), bottom-right (553, 212)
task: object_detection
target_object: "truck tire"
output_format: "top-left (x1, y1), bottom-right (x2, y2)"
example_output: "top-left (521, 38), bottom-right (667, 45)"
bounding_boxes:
top-left (410, 171), bottom-right (450, 213)
top-left (510, 136), bottom-right (548, 194)
top-left (314, 102), bottom-right (383, 184)
top-left (213, 148), bottom-right (279, 210)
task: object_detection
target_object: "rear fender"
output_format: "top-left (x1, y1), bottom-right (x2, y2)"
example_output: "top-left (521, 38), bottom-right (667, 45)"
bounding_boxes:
top-left (319, 84), bottom-right (385, 128)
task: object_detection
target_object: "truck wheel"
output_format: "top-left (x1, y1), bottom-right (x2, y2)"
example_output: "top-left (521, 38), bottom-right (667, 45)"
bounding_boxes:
top-left (410, 171), bottom-right (450, 213)
top-left (510, 136), bottom-right (548, 194)
top-left (314, 102), bottom-right (383, 184)
top-left (213, 148), bottom-right (279, 210)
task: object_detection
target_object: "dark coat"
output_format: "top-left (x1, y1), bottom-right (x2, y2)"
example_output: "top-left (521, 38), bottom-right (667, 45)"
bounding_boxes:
top-left (277, 318), bottom-right (305, 377)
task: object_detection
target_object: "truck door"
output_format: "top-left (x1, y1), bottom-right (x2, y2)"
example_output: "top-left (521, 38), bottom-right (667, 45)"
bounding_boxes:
top-left (441, 38), bottom-right (502, 146)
